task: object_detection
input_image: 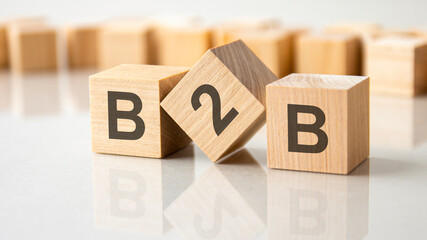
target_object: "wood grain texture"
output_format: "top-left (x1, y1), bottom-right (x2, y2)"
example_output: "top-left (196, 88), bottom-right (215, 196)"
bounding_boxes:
top-left (296, 34), bottom-right (361, 76)
top-left (367, 36), bottom-right (427, 97)
top-left (8, 26), bottom-right (57, 72)
top-left (90, 64), bottom-right (191, 158)
top-left (97, 23), bottom-right (154, 70)
top-left (161, 40), bottom-right (277, 162)
top-left (66, 25), bottom-right (99, 68)
top-left (266, 73), bottom-right (370, 174)
top-left (227, 29), bottom-right (292, 78)
top-left (154, 25), bottom-right (212, 66)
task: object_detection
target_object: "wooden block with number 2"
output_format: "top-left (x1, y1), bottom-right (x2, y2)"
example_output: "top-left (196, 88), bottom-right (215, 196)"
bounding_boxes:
top-left (161, 40), bottom-right (278, 162)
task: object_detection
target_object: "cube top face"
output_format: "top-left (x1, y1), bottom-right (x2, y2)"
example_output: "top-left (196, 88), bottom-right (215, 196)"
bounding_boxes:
top-left (90, 64), bottom-right (190, 158)
top-left (371, 36), bottom-right (427, 49)
top-left (161, 41), bottom-right (274, 161)
top-left (267, 74), bottom-right (370, 174)
top-left (269, 73), bottom-right (366, 90)
top-left (209, 40), bottom-right (278, 105)
top-left (300, 33), bottom-right (358, 43)
top-left (91, 64), bottom-right (189, 83)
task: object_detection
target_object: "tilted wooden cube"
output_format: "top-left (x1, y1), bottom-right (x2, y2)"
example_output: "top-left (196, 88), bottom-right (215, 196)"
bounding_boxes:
top-left (227, 29), bottom-right (292, 78)
top-left (367, 36), bottom-right (427, 96)
top-left (97, 22), bottom-right (154, 70)
top-left (89, 64), bottom-right (191, 158)
top-left (8, 26), bottom-right (57, 72)
top-left (266, 74), bottom-right (370, 174)
top-left (66, 25), bottom-right (99, 68)
top-left (161, 40), bottom-right (278, 162)
top-left (154, 25), bottom-right (212, 67)
top-left (296, 34), bottom-right (361, 75)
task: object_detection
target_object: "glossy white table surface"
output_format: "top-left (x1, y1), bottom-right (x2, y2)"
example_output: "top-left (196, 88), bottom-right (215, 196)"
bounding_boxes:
top-left (0, 70), bottom-right (426, 240)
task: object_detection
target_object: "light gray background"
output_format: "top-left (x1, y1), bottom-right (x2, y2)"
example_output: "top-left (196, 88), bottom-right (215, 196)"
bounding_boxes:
top-left (0, 0), bottom-right (425, 28)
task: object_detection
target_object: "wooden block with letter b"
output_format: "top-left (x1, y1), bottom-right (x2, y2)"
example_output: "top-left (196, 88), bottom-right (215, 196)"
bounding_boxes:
top-left (266, 74), bottom-right (370, 174)
top-left (89, 64), bottom-right (192, 158)
top-left (161, 40), bottom-right (278, 162)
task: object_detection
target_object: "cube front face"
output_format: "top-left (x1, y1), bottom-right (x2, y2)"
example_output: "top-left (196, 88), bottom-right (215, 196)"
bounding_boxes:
top-left (0, 26), bottom-right (7, 67)
top-left (266, 74), bottom-right (369, 174)
top-left (90, 64), bottom-right (191, 158)
top-left (161, 51), bottom-right (265, 161)
top-left (90, 77), bottom-right (162, 158)
top-left (13, 30), bottom-right (57, 71)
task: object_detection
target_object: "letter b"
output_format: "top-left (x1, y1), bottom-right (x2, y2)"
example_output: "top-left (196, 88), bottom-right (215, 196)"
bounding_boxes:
top-left (108, 91), bottom-right (145, 140)
top-left (288, 104), bottom-right (328, 153)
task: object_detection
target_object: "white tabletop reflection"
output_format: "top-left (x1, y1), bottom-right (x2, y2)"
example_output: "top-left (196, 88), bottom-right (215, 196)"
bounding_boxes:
top-left (0, 69), bottom-right (427, 239)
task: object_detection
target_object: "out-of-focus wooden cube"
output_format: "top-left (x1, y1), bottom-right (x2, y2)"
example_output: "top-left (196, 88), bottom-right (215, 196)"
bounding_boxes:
top-left (0, 23), bottom-right (7, 68)
top-left (296, 34), bottom-right (361, 75)
top-left (66, 25), bottom-right (98, 68)
top-left (368, 36), bottom-right (427, 97)
top-left (154, 25), bottom-right (212, 67)
top-left (98, 21), bottom-right (154, 70)
top-left (228, 29), bottom-right (292, 78)
top-left (8, 25), bottom-right (58, 72)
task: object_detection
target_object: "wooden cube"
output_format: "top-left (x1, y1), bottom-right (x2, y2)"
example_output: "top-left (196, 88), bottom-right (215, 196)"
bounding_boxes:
top-left (367, 36), bottom-right (427, 96)
top-left (93, 145), bottom-right (195, 234)
top-left (164, 149), bottom-right (265, 239)
top-left (66, 25), bottom-right (98, 68)
top-left (0, 23), bottom-right (7, 68)
top-left (227, 29), bottom-right (292, 78)
top-left (161, 40), bottom-right (278, 162)
top-left (266, 74), bottom-right (370, 174)
top-left (268, 160), bottom-right (369, 239)
top-left (154, 25), bottom-right (212, 67)
top-left (8, 26), bottom-right (57, 72)
top-left (296, 34), bottom-right (361, 75)
top-left (89, 64), bottom-right (191, 158)
top-left (98, 22), bottom-right (153, 70)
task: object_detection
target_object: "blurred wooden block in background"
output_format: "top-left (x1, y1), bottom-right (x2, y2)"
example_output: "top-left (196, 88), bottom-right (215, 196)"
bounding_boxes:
top-left (367, 36), bottom-right (427, 97)
top-left (212, 18), bottom-right (282, 47)
top-left (161, 40), bottom-right (277, 162)
top-left (66, 25), bottom-right (99, 68)
top-left (98, 21), bottom-right (154, 70)
top-left (227, 29), bottom-right (291, 78)
top-left (154, 25), bottom-right (212, 67)
top-left (8, 26), bottom-right (57, 72)
top-left (266, 74), bottom-right (370, 174)
top-left (0, 23), bottom-right (7, 68)
top-left (296, 34), bottom-right (361, 75)
top-left (324, 22), bottom-right (382, 75)
top-left (89, 64), bottom-right (191, 158)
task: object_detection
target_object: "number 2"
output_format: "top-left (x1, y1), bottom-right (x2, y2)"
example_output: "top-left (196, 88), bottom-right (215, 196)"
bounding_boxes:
top-left (191, 84), bottom-right (239, 136)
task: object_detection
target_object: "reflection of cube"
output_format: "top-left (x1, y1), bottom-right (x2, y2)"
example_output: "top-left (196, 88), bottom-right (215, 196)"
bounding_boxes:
top-left (367, 37), bottom-right (427, 96)
top-left (268, 160), bottom-right (369, 239)
top-left (93, 145), bottom-right (195, 235)
top-left (98, 23), bottom-right (154, 70)
top-left (266, 74), bottom-right (370, 174)
top-left (371, 96), bottom-right (427, 149)
top-left (228, 29), bottom-right (291, 78)
top-left (66, 25), bottom-right (98, 68)
top-left (89, 64), bottom-right (191, 158)
top-left (161, 40), bottom-right (277, 162)
top-left (155, 25), bottom-right (212, 67)
top-left (165, 149), bottom-right (265, 240)
top-left (296, 34), bottom-right (361, 75)
top-left (9, 26), bottom-right (57, 72)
